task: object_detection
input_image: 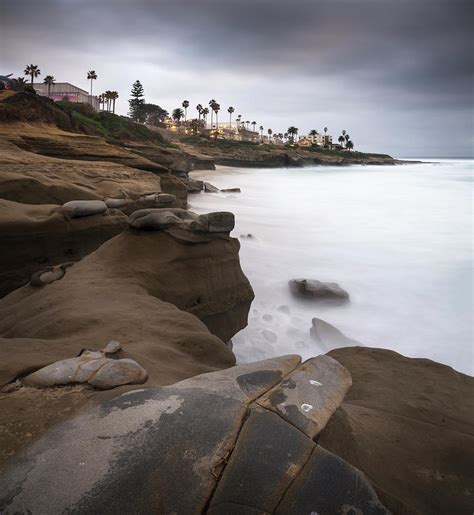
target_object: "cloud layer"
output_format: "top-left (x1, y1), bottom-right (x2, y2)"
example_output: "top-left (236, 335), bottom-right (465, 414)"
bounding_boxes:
top-left (1, 0), bottom-right (473, 156)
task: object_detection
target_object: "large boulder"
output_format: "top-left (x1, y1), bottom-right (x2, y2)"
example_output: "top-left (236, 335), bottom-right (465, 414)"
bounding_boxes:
top-left (289, 278), bottom-right (350, 303)
top-left (319, 347), bottom-right (474, 514)
top-left (0, 355), bottom-right (387, 514)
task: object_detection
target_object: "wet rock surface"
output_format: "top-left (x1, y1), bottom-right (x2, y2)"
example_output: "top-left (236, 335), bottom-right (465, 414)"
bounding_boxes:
top-left (0, 355), bottom-right (387, 514)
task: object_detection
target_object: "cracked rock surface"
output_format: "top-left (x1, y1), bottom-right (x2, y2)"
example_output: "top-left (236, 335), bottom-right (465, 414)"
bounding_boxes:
top-left (0, 355), bottom-right (387, 514)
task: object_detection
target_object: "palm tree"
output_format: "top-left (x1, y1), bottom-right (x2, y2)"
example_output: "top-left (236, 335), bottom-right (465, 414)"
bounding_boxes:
top-left (213, 102), bottom-right (220, 131)
top-left (24, 64), bottom-right (41, 85)
top-left (172, 107), bottom-right (184, 124)
top-left (323, 126), bottom-right (328, 147)
top-left (345, 133), bottom-right (350, 144)
top-left (209, 99), bottom-right (216, 127)
top-left (182, 100), bottom-right (189, 123)
top-left (98, 94), bottom-right (105, 111)
top-left (251, 121), bottom-right (257, 133)
top-left (338, 134), bottom-right (345, 147)
top-left (196, 104), bottom-right (203, 121)
top-left (287, 126), bottom-right (298, 144)
top-left (342, 130), bottom-right (346, 137)
top-left (246, 120), bottom-right (250, 131)
top-left (110, 91), bottom-right (119, 113)
top-left (43, 75), bottom-right (55, 96)
top-left (267, 128), bottom-right (273, 142)
top-left (259, 125), bottom-right (264, 141)
top-left (228, 106), bottom-right (235, 127)
top-left (87, 70), bottom-right (98, 96)
top-left (202, 107), bottom-right (209, 124)
top-left (309, 129), bottom-right (318, 144)
top-left (346, 140), bottom-right (354, 151)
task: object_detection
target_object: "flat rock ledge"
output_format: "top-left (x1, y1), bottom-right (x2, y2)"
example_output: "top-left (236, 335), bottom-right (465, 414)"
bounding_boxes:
top-left (0, 355), bottom-right (388, 514)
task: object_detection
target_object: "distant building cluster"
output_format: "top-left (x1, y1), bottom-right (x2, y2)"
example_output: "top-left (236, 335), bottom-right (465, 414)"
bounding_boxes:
top-left (165, 119), bottom-right (339, 148)
top-left (32, 82), bottom-right (99, 111)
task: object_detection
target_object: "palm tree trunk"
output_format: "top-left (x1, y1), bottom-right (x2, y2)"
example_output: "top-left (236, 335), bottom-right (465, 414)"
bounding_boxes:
top-left (90, 80), bottom-right (93, 96)
top-left (30, 74), bottom-right (34, 85)
top-left (113, 99), bottom-right (116, 114)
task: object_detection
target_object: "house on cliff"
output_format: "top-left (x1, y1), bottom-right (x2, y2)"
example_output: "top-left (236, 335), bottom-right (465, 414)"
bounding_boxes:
top-left (33, 82), bottom-right (99, 110)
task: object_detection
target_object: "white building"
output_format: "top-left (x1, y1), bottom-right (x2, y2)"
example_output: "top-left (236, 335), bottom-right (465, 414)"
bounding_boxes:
top-left (298, 133), bottom-right (333, 147)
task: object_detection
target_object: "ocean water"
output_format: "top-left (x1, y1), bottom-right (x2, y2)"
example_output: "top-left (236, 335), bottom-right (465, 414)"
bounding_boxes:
top-left (189, 159), bottom-right (473, 375)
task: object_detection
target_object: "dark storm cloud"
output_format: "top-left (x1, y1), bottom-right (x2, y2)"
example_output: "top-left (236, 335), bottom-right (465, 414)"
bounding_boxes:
top-left (1, 0), bottom-right (473, 155)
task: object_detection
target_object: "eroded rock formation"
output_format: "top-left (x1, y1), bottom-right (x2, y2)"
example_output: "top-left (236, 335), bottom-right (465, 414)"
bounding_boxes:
top-left (0, 208), bottom-right (253, 390)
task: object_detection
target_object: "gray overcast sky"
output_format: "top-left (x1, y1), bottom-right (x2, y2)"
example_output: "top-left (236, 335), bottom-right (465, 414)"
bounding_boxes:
top-left (1, 0), bottom-right (473, 156)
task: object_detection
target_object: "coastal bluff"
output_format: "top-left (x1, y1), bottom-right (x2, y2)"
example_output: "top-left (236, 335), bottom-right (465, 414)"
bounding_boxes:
top-left (0, 90), bottom-right (472, 514)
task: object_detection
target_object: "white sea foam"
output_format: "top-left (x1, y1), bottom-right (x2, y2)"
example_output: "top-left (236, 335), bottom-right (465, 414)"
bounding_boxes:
top-left (190, 159), bottom-right (473, 375)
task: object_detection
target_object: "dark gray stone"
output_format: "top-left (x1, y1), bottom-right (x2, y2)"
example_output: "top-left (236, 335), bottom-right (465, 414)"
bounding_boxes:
top-left (275, 446), bottom-right (389, 514)
top-left (289, 278), bottom-right (350, 303)
top-left (204, 182), bottom-right (220, 193)
top-left (220, 188), bottom-right (241, 193)
top-left (0, 355), bottom-right (386, 515)
top-left (0, 356), bottom-right (301, 514)
top-left (0, 387), bottom-right (246, 514)
top-left (209, 407), bottom-right (314, 513)
top-left (310, 317), bottom-right (361, 348)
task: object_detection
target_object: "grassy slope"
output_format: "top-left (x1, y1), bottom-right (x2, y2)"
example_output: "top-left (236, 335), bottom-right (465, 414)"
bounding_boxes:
top-left (0, 91), bottom-right (167, 145)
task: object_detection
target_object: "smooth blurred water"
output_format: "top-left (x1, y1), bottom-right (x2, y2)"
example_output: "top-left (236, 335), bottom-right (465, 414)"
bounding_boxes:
top-left (189, 159), bottom-right (473, 375)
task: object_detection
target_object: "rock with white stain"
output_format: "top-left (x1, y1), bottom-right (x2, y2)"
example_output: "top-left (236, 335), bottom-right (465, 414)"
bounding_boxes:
top-left (257, 355), bottom-right (352, 438)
